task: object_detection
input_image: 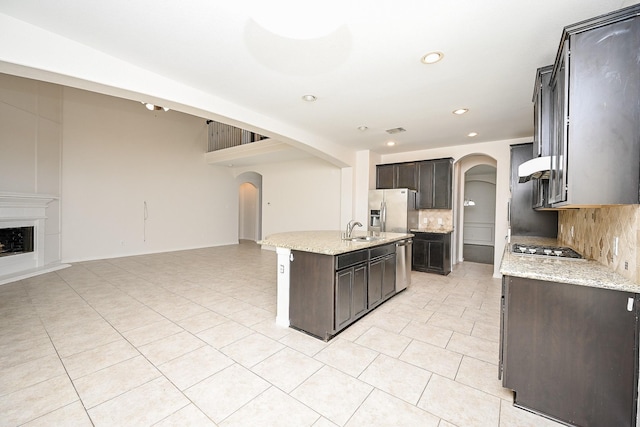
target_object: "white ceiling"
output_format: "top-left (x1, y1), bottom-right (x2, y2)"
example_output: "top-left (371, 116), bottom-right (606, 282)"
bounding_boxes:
top-left (0, 0), bottom-right (635, 162)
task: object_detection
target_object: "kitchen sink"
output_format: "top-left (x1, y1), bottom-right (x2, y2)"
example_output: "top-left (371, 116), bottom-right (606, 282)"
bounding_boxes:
top-left (348, 236), bottom-right (380, 242)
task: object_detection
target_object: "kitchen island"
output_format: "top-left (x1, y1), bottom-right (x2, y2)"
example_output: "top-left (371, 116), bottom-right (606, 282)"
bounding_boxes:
top-left (499, 236), bottom-right (640, 427)
top-left (259, 231), bottom-right (412, 340)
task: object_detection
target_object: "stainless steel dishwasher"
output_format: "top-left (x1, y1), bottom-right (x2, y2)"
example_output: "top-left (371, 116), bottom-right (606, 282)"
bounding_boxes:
top-left (395, 238), bottom-right (412, 292)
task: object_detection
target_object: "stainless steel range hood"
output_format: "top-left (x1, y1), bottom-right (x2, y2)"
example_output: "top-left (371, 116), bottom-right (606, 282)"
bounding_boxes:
top-left (518, 156), bottom-right (551, 183)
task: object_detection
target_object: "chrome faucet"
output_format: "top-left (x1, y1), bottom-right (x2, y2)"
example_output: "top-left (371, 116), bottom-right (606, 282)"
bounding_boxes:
top-left (345, 220), bottom-right (363, 238)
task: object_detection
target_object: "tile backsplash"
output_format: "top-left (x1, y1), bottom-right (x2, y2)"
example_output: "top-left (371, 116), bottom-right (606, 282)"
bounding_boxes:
top-left (558, 205), bottom-right (640, 283)
top-left (418, 209), bottom-right (453, 230)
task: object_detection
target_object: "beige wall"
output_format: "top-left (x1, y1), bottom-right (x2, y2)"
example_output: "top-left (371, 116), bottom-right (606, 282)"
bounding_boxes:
top-left (0, 73), bottom-right (62, 266)
top-left (61, 87), bottom-right (241, 262)
top-left (234, 157), bottom-right (342, 238)
top-left (559, 205), bottom-right (640, 283)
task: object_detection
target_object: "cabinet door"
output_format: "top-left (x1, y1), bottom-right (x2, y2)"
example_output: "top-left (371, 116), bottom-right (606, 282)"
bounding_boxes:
top-left (412, 239), bottom-right (428, 270)
top-left (376, 165), bottom-right (395, 189)
top-left (395, 163), bottom-right (417, 190)
top-left (335, 269), bottom-right (353, 330)
top-left (382, 254), bottom-right (396, 299)
top-left (417, 162), bottom-right (434, 209)
top-left (503, 277), bottom-right (638, 427)
top-left (432, 159), bottom-right (452, 209)
top-left (352, 264), bottom-right (368, 319)
top-left (549, 43), bottom-right (568, 204)
top-left (427, 241), bottom-right (444, 271)
top-left (533, 65), bottom-right (553, 158)
top-left (368, 258), bottom-right (384, 308)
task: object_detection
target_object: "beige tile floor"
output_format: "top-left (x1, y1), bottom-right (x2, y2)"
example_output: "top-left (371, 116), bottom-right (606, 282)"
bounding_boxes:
top-left (0, 242), bottom-right (563, 426)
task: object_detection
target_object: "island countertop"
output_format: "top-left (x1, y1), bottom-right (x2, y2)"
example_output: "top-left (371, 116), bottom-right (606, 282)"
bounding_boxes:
top-left (501, 236), bottom-right (639, 293)
top-left (258, 230), bottom-right (413, 255)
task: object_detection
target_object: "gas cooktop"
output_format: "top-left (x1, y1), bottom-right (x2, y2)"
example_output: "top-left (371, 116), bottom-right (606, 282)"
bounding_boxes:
top-left (511, 244), bottom-right (584, 260)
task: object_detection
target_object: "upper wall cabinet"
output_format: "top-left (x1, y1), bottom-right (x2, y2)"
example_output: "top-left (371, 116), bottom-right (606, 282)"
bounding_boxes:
top-left (376, 158), bottom-right (452, 209)
top-left (531, 65), bottom-right (554, 209)
top-left (547, 4), bottom-right (640, 207)
top-left (417, 158), bottom-right (453, 209)
top-left (532, 65), bottom-right (553, 159)
top-left (376, 163), bottom-right (417, 190)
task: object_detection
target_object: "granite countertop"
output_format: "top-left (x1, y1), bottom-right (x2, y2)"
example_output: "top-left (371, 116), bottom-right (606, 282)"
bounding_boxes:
top-left (258, 230), bottom-right (413, 255)
top-left (500, 236), bottom-right (640, 293)
top-left (410, 227), bottom-right (454, 234)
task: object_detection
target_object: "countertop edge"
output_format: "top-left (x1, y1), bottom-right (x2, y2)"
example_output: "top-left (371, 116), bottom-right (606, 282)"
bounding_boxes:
top-left (258, 231), bottom-right (413, 255)
top-left (501, 236), bottom-right (639, 293)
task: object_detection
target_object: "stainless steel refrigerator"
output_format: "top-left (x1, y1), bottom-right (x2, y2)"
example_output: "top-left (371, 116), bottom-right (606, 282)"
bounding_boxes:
top-left (368, 188), bottom-right (417, 292)
top-left (368, 188), bottom-right (418, 233)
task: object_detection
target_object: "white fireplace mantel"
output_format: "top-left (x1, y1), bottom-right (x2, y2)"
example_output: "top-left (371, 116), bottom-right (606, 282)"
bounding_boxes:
top-left (0, 192), bottom-right (68, 285)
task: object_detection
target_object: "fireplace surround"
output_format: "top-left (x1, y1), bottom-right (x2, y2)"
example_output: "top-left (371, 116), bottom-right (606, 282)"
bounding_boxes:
top-left (0, 193), bottom-right (67, 284)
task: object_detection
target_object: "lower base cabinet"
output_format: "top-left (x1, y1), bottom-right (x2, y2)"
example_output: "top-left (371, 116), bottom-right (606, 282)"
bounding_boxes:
top-left (290, 243), bottom-right (396, 341)
top-left (500, 276), bottom-right (639, 426)
top-left (412, 232), bottom-right (451, 275)
top-left (335, 263), bottom-right (367, 331)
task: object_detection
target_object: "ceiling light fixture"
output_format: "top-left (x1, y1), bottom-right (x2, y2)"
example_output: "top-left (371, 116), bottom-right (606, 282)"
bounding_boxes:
top-left (467, 132), bottom-right (478, 137)
top-left (357, 126), bottom-right (368, 131)
top-left (386, 141), bottom-right (396, 147)
top-left (421, 51), bottom-right (444, 64)
top-left (453, 108), bottom-right (469, 115)
top-left (302, 94), bottom-right (317, 102)
top-left (142, 102), bottom-right (169, 112)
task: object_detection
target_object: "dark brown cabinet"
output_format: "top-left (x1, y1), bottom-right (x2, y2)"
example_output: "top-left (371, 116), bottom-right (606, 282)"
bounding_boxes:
top-left (376, 163), bottom-right (417, 190)
top-left (532, 65), bottom-right (553, 159)
top-left (547, 5), bottom-right (640, 206)
top-left (395, 162), bottom-right (417, 190)
top-left (412, 232), bottom-right (451, 275)
top-left (368, 244), bottom-right (396, 309)
top-left (531, 65), bottom-right (554, 210)
top-left (376, 164), bottom-right (395, 189)
top-left (377, 158), bottom-right (452, 210)
top-left (289, 243), bottom-right (396, 340)
top-left (335, 263), bottom-right (367, 331)
top-left (500, 276), bottom-right (639, 427)
top-left (417, 158), bottom-right (453, 209)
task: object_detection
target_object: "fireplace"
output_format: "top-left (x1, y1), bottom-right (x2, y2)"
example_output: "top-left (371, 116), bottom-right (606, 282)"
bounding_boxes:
top-left (0, 226), bottom-right (34, 256)
top-left (0, 193), bottom-right (67, 284)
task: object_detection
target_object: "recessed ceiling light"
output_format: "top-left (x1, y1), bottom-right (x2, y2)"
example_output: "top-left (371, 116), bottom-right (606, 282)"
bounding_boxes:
top-left (453, 108), bottom-right (469, 115)
top-left (421, 51), bottom-right (444, 64)
top-left (357, 126), bottom-right (368, 131)
top-left (467, 132), bottom-right (478, 137)
top-left (386, 141), bottom-right (396, 147)
top-left (302, 94), bottom-right (317, 102)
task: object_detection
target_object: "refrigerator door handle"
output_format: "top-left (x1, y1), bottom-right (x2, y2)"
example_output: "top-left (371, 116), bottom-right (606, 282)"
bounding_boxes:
top-left (381, 201), bottom-right (386, 232)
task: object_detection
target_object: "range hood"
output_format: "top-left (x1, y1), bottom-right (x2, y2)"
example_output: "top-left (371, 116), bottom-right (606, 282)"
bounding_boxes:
top-left (518, 156), bottom-right (551, 183)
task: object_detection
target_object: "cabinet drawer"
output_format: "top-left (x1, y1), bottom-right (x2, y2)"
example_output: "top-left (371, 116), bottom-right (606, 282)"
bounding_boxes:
top-left (370, 243), bottom-right (395, 259)
top-left (414, 232), bottom-right (445, 242)
top-left (336, 249), bottom-right (368, 270)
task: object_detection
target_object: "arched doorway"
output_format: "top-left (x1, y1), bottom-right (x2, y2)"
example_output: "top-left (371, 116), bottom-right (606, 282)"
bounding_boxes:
top-left (236, 172), bottom-right (262, 242)
top-left (453, 155), bottom-right (498, 268)
top-left (462, 165), bottom-right (497, 264)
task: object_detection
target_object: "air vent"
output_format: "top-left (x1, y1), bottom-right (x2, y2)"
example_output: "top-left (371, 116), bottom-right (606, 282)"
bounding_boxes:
top-left (385, 127), bottom-right (406, 134)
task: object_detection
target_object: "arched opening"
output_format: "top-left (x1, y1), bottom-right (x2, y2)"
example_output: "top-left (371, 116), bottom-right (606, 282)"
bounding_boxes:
top-left (453, 155), bottom-right (498, 268)
top-left (462, 165), bottom-right (497, 264)
top-left (236, 172), bottom-right (262, 242)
